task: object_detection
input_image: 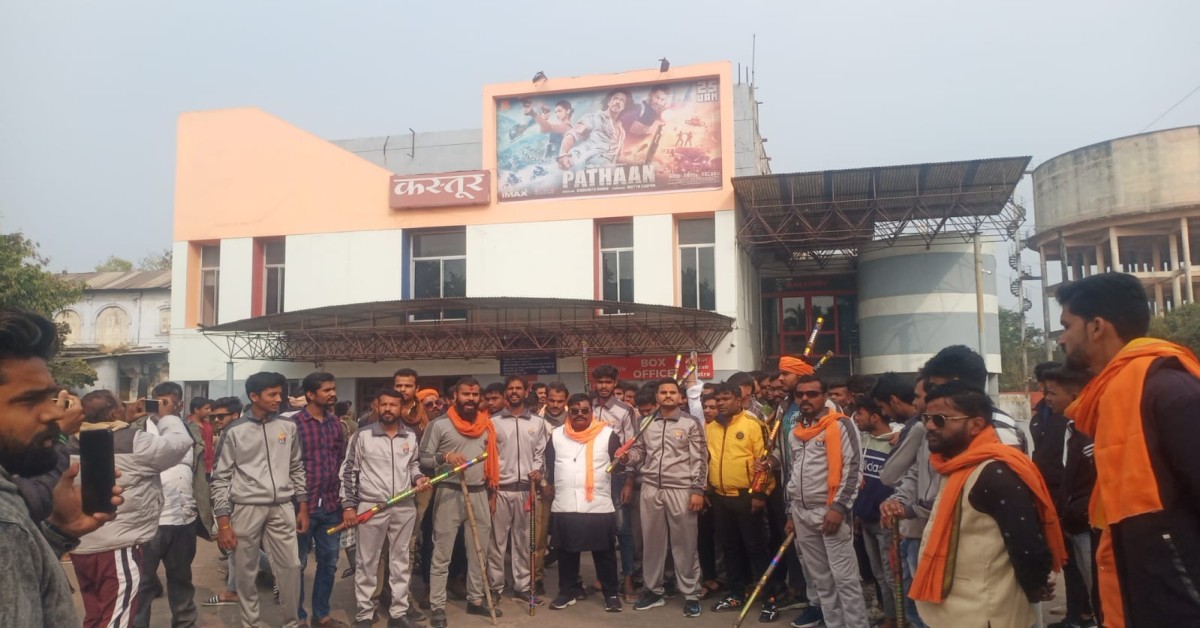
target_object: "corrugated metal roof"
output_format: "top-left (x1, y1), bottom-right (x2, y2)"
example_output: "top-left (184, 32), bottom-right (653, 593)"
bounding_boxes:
top-left (732, 156), bottom-right (1031, 265)
top-left (60, 270), bottom-right (171, 290)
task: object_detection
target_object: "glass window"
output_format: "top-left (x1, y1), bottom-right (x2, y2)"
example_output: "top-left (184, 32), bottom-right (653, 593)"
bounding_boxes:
top-left (158, 308), bottom-right (171, 335)
top-left (410, 230), bottom-right (467, 321)
top-left (263, 240), bottom-right (285, 316)
top-left (599, 222), bottom-right (634, 314)
top-left (679, 218), bottom-right (716, 311)
top-left (199, 245), bottom-right (220, 327)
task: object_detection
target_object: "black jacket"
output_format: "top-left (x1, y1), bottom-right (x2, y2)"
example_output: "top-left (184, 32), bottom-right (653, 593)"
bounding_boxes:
top-left (1107, 357), bottom-right (1200, 627)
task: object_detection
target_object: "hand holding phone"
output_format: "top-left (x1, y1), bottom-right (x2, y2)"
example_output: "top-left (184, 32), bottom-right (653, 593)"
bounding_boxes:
top-left (143, 399), bottom-right (160, 415)
top-left (79, 430), bottom-right (117, 516)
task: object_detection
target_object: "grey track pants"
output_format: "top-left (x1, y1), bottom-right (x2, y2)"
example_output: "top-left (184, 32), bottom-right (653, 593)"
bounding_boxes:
top-left (429, 487), bottom-right (492, 609)
top-left (230, 503), bottom-right (301, 628)
top-left (639, 484), bottom-right (701, 599)
top-left (791, 506), bottom-right (868, 628)
top-left (353, 502), bottom-right (417, 622)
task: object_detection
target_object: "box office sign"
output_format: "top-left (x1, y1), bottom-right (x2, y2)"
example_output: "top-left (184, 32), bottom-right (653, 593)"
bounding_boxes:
top-left (389, 170), bottom-right (491, 209)
top-left (586, 353), bottom-right (715, 381)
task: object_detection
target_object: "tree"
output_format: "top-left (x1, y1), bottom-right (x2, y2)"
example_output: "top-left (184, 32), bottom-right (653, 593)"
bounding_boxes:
top-left (138, 248), bottom-right (172, 271)
top-left (95, 255), bottom-right (133, 272)
top-left (998, 306), bottom-right (1047, 392)
top-left (1149, 303), bottom-right (1200, 355)
top-left (0, 232), bottom-right (97, 389)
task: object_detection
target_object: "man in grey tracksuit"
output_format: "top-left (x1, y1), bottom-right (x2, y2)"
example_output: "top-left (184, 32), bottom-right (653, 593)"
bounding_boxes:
top-left (623, 378), bottom-right (707, 615)
top-left (341, 388), bottom-right (430, 627)
top-left (212, 372), bottom-right (308, 628)
top-left (419, 378), bottom-right (497, 627)
top-left (784, 376), bottom-right (867, 628)
top-left (487, 376), bottom-right (549, 603)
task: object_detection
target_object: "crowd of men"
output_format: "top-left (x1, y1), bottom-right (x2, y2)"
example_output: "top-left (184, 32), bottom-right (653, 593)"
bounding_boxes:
top-left (2, 272), bottom-right (1199, 627)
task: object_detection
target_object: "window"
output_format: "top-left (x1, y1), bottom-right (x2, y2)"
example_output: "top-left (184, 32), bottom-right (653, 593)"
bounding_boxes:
top-left (263, 240), bottom-right (286, 316)
top-left (158, 307), bottom-right (171, 335)
top-left (200, 245), bottom-right (220, 326)
top-left (184, 381), bottom-right (209, 401)
top-left (679, 218), bottom-right (716, 311)
top-left (410, 230), bottom-right (466, 321)
top-left (55, 310), bottom-right (83, 345)
top-left (599, 222), bottom-right (634, 314)
top-left (96, 306), bottom-right (130, 351)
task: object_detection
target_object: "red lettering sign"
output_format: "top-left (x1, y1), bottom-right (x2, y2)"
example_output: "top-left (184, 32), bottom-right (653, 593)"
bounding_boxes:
top-left (389, 170), bottom-right (491, 209)
top-left (586, 354), bottom-right (715, 381)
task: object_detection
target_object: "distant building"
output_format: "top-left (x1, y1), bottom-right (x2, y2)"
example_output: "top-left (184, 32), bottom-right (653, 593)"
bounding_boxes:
top-left (1029, 125), bottom-right (1200, 352)
top-left (55, 270), bottom-right (173, 400)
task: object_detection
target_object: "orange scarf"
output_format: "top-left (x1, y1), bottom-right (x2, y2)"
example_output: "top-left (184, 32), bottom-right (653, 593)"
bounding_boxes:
top-left (1064, 337), bottom-right (1200, 628)
top-left (447, 406), bottom-right (500, 489)
top-left (564, 418), bottom-right (607, 502)
top-left (910, 426), bottom-right (1067, 603)
top-left (791, 410), bottom-right (844, 506)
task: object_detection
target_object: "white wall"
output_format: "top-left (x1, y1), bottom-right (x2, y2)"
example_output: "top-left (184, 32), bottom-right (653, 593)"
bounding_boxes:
top-left (59, 289), bottom-right (172, 349)
top-left (466, 220), bottom-right (594, 299)
top-left (218, 238), bottom-right (254, 324)
top-left (284, 230), bottom-right (404, 311)
top-left (632, 214), bottom-right (674, 306)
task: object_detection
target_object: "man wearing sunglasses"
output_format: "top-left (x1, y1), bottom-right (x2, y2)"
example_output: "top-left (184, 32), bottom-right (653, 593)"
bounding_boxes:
top-left (783, 375), bottom-right (867, 628)
top-left (906, 381), bottom-right (1062, 628)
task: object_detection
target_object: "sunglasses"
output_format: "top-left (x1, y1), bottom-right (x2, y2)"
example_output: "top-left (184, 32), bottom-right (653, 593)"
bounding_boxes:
top-left (796, 390), bottom-right (824, 399)
top-left (568, 408), bottom-right (592, 416)
top-left (921, 413), bottom-right (972, 428)
top-left (210, 412), bottom-right (231, 420)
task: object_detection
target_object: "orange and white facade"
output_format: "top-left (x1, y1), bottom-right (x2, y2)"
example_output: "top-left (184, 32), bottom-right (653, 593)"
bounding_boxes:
top-left (169, 62), bottom-right (770, 399)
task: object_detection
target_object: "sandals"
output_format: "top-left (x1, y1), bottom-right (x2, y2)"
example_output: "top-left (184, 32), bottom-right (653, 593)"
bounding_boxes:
top-left (203, 594), bottom-right (238, 606)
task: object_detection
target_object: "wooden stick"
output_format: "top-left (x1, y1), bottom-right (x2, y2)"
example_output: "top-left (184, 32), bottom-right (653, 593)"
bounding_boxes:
top-left (892, 519), bottom-right (906, 628)
top-left (529, 482), bottom-right (538, 615)
top-left (460, 475), bottom-right (497, 625)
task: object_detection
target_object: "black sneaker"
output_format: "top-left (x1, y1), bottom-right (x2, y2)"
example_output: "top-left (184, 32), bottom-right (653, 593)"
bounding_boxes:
top-left (549, 593), bottom-right (576, 610)
top-left (535, 579), bottom-right (546, 596)
top-left (604, 595), bottom-right (622, 612)
top-left (633, 591), bottom-right (665, 611)
top-left (429, 608), bottom-right (447, 628)
top-left (404, 606), bottom-right (425, 621)
top-left (683, 600), bottom-right (702, 618)
top-left (387, 617), bottom-right (414, 628)
top-left (663, 580), bottom-right (679, 599)
top-left (773, 593), bottom-right (808, 612)
top-left (712, 593), bottom-right (744, 612)
top-left (790, 606), bottom-right (824, 628)
top-left (759, 597), bottom-right (780, 622)
top-left (466, 601), bottom-right (503, 618)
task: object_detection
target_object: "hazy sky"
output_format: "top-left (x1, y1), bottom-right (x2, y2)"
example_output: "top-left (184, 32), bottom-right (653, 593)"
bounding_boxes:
top-left (2, 1), bottom-right (1197, 329)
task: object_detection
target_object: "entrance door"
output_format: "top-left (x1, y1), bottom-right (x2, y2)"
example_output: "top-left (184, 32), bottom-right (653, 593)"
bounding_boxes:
top-left (779, 296), bottom-right (838, 358)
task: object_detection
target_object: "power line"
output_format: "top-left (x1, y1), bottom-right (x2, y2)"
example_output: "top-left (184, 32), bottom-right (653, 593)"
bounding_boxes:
top-left (1140, 82), bottom-right (1200, 132)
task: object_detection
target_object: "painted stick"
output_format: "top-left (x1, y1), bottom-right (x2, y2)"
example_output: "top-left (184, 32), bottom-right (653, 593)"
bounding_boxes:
top-left (326, 452), bottom-right (487, 534)
top-left (749, 418), bottom-right (783, 494)
top-left (892, 518), bottom-right (906, 628)
top-left (672, 353), bottom-right (683, 380)
top-left (677, 363), bottom-right (697, 385)
top-left (582, 343), bottom-right (590, 395)
top-left (814, 350), bottom-right (835, 371)
top-left (734, 531), bottom-right (796, 628)
top-left (529, 482), bottom-right (538, 615)
top-left (606, 411), bottom-right (657, 474)
top-left (803, 316), bottom-right (825, 357)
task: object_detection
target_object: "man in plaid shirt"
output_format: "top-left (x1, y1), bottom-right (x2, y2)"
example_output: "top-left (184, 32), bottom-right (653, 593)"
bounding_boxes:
top-left (290, 372), bottom-right (348, 626)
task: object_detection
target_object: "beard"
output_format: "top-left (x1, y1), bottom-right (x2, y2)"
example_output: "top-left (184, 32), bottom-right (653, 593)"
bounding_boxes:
top-left (455, 400), bottom-right (478, 420)
top-left (378, 412), bottom-right (399, 425)
top-left (0, 423), bottom-right (63, 477)
top-left (927, 429), bottom-right (969, 458)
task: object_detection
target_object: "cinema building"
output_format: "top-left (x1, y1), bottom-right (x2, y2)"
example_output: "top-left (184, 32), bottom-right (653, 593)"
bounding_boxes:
top-left (168, 61), bottom-right (1025, 405)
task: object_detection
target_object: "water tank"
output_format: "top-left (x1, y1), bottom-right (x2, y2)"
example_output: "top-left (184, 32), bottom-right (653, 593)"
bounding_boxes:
top-left (857, 234), bottom-right (1001, 377)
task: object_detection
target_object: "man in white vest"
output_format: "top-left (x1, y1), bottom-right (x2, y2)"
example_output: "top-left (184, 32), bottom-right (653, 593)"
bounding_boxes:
top-left (543, 393), bottom-right (625, 613)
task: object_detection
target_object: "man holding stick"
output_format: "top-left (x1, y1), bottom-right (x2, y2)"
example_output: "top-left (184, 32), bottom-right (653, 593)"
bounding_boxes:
top-left (487, 376), bottom-right (549, 606)
top-left (419, 378), bottom-right (501, 628)
top-left (341, 388), bottom-right (431, 628)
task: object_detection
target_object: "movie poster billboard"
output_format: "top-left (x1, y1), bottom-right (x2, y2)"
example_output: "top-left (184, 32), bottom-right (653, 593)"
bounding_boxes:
top-left (495, 77), bottom-right (722, 201)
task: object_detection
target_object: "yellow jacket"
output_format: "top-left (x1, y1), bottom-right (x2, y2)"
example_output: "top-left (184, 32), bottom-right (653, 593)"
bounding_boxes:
top-left (706, 411), bottom-right (772, 496)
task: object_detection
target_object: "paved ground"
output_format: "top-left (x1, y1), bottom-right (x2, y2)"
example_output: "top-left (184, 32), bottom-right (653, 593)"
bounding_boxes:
top-left (65, 537), bottom-right (1070, 627)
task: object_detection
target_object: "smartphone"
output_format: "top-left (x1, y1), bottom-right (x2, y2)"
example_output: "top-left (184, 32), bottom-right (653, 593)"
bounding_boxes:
top-left (79, 429), bottom-right (117, 515)
top-left (144, 399), bottom-right (159, 414)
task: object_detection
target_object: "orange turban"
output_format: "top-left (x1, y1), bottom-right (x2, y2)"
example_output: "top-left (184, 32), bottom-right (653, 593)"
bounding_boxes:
top-left (417, 388), bottom-right (440, 402)
top-left (779, 356), bottom-right (814, 376)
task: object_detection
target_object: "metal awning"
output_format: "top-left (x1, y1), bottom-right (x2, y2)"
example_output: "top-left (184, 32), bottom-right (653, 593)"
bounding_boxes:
top-left (733, 156), bottom-right (1031, 268)
top-left (201, 297), bottom-right (734, 362)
